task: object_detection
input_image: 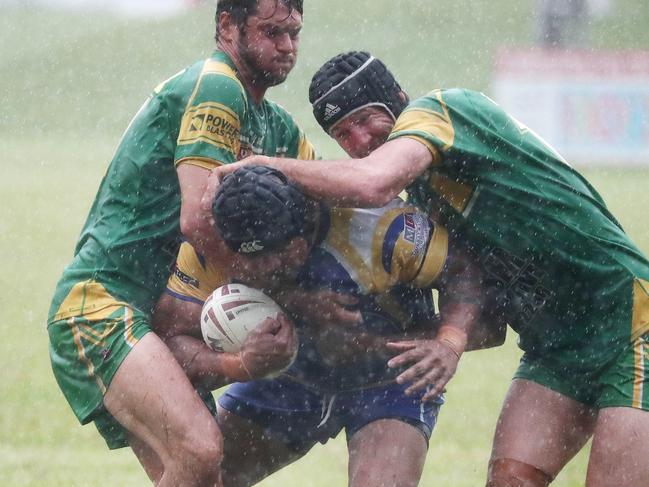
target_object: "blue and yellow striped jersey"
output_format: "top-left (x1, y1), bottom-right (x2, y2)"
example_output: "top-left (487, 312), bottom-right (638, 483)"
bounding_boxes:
top-left (166, 199), bottom-right (448, 307)
top-left (166, 200), bottom-right (449, 390)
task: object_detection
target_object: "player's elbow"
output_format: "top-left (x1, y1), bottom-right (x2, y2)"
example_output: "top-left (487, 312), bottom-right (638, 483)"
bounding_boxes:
top-left (484, 322), bottom-right (507, 348)
top-left (180, 209), bottom-right (211, 249)
top-left (355, 170), bottom-right (402, 206)
top-left (180, 211), bottom-right (198, 239)
top-left (465, 321), bottom-right (507, 351)
top-left (359, 185), bottom-right (397, 207)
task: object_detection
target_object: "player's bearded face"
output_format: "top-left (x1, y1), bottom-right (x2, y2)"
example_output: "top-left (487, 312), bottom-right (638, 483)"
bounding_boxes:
top-left (238, 1), bottom-right (302, 87)
top-left (232, 239), bottom-right (307, 291)
top-left (330, 107), bottom-right (395, 158)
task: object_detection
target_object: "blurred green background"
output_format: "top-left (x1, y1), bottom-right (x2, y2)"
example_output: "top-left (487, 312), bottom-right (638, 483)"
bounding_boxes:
top-left (1, 1), bottom-right (648, 485)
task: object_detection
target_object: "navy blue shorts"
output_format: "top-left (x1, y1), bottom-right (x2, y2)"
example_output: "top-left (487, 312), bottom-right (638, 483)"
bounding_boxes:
top-left (218, 377), bottom-right (444, 453)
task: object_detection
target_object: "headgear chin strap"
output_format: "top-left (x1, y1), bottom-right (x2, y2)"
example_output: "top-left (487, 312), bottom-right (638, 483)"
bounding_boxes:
top-left (309, 51), bottom-right (408, 133)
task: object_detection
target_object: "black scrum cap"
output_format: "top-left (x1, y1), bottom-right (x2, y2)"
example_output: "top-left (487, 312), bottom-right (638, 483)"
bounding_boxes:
top-left (212, 165), bottom-right (316, 254)
top-left (309, 51), bottom-right (408, 133)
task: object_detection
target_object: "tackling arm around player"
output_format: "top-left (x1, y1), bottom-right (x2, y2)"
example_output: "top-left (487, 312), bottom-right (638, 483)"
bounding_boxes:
top-left (47, 1), bottom-right (309, 485)
top-left (213, 51), bottom-right (649, 487)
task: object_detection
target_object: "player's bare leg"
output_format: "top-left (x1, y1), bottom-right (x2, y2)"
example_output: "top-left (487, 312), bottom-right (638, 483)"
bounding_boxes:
top-left (128, 433), bottom-right (165, 483)
top-left (586, 407), bottom-right (649, 486)
top-left (348, 419), bottom-right (427, 487)
top-left (216, 405), bottom-right (307, 487)
top-left (487, 379), bottom-right (597, 486)
top-left (104, 333), bottom-right (223, 486)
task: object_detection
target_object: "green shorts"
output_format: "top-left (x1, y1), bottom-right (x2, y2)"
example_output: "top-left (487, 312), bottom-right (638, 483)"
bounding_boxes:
top-left (515, 332), bottom-right (649, 410)
top-left (48, 304), bottom-right (151, 449)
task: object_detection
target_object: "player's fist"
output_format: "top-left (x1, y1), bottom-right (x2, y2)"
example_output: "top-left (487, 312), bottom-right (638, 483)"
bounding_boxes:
top-left (239, 313), bottom-right (298, 379)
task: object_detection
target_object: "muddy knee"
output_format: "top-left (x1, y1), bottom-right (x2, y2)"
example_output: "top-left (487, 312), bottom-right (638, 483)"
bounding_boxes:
top-left (487, 458), bottom-right (553, 487)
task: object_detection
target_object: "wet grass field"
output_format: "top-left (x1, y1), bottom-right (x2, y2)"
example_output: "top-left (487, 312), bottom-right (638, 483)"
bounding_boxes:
top-left (1, 1), bottom-right (648, 485)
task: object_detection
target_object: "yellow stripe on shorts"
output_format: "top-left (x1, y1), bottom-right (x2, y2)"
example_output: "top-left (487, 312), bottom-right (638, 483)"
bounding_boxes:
top-left (68, 317), bottom-right (107, 394)
top-left (633, 336), bottom-right (646, 409)
top-left (123, 307), bottom-right (138, 348)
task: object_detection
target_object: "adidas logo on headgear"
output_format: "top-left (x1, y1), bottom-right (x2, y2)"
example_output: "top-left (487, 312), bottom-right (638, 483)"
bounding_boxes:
top-left (323, 103), bottom-right (341, 121)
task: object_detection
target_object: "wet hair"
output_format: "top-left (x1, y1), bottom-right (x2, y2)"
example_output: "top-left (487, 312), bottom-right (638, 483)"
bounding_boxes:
top-left (215, 0), bottom-right (304, 42)
top-left (309, 51), bottom-right (408, 133)
top-left (213, 165), bottom-right (318, 255)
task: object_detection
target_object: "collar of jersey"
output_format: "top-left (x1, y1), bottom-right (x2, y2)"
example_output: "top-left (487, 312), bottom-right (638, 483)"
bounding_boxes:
top-left (211, 49), bottom-right (238, 72)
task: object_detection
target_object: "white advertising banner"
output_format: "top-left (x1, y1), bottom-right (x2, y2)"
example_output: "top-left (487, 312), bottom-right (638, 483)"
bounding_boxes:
top-left (4, 0), bottom-right (203, 17)
top-left (492, 48), bottom-right (649, 166)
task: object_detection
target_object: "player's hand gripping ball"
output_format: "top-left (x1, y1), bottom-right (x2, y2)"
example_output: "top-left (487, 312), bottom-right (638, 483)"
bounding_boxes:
top-left (201, 283), bottom-right (283, 353)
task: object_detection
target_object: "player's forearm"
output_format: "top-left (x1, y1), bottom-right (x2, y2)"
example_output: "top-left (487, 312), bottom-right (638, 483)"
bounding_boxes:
top-left (275, 140), bottom-right (430, 206)
top-left (165, 335), bottom-right (249, 390)
top-left (218, 138), bottom-right (431, 207)
top-left (262, 156), bottom-right (392, 207)
top-left (436, 270), bottom-right (484, 356)
top-left (177, 162), bottom-right (230, 263)
top-left (434, 304), bottom-right (474, 358)
top-left (436, 281), bottom-right (484, 352)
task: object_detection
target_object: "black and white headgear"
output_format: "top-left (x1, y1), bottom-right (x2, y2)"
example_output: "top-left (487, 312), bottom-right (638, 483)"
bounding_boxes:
top-left (309, 51), bottom-right (408, 133)
top-left (212, 165), bottom-right (317, 255)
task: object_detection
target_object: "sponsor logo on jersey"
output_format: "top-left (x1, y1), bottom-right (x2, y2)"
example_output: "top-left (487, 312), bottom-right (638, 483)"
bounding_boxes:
top-left (403, 214), bottom-right (416, 243)
top-left (174, 266), bottom-right (200, 288)
top-left (239, 240), bottom-right (264, 253)
top-left (323, 103), bottom-right (341, 121)
top-left (178, 102), bottom-right (241, 154)
top-left (189, 113), bottom-right (205, 132)
top-left (401, 212), bottom-right (430, 257)
top-left (412, 213), bottom-right (430, 256)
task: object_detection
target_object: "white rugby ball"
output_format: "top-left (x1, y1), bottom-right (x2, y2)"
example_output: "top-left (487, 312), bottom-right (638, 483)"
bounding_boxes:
top-left (201, 283), bottom-right (282, 353)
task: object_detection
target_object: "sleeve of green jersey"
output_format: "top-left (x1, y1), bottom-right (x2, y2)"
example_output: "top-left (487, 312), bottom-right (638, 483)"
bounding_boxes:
top-left (387, 89), bottom-right (463, 165)
top-left (175, 70), bottom-right (247, 170)
top-left (272, 105), bottom-right (319, 161)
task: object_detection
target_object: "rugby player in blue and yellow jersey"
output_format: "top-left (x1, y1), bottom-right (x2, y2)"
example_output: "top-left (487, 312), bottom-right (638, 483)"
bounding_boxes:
top-left (216, 52), bottom-right (649, 486)
top-left (46, 1), bottom-right (313, 484)
top-left (153, 165), bottom-right (493, 487)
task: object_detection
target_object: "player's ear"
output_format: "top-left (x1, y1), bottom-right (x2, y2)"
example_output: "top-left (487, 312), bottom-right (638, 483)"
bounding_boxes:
top-left (217, 11), bottom-right (237, 42)
top-left (398, 90), bottom-right (408, 105)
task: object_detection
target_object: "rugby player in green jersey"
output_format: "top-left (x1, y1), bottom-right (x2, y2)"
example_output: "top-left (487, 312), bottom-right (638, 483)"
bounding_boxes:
top-left (46, 1), bottom-right (312, 484)
top-left (215, 52), bottom-right (649, 486)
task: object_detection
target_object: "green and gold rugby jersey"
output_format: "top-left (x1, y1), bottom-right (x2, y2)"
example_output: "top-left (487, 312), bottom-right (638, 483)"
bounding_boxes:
top-left (388, 88), bottom-right (649, 367)
top-left (49, 50), bottom-right (316, 322)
